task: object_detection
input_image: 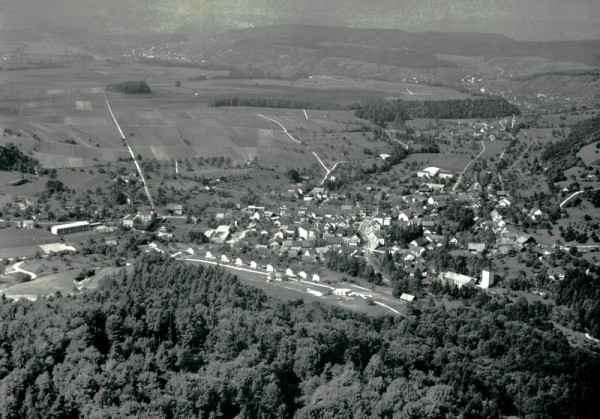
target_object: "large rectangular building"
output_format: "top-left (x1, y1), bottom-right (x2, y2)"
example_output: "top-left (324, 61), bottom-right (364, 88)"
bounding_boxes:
top-left (50, 221), bottom-right (90, 235)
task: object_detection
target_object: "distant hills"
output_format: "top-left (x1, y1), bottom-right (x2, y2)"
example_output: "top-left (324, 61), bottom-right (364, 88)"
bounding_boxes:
top-left (212, 25), bottom-right (600, 67)
top-left (4, 0), bottom-right (600, 41)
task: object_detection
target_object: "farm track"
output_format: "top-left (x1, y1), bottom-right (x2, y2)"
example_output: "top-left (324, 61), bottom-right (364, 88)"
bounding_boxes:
top-left (507, 146), bottom-right (530, 172)
top-left (452, 141), bottom-right (486, 191)
top-left (257, 113), bottom-right (333, 182)
top-left (560, 187), bottom-right (600, 208)
top-left (102, 90), bottom-right (155, 210)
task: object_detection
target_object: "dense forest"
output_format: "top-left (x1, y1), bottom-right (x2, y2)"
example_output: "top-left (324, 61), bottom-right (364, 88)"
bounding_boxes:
top-left (542, 114), bottom-right (600, 184)
top-left (354, 97), bottom-right (520, 126)
top-left (0, 255), bottom-right (598, 418)
top-left (0, 143), bottom-right (38, 173)
top-left (212, 97), bottom-right (342, 110)
top-left (106, 81), bottom-right (152, 94)
top-left (556, 263), bottom-right (600, 337)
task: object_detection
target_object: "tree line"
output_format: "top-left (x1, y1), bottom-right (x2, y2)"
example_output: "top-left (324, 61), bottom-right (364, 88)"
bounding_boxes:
top-left (354, 97), bottom-right (521, 126)
top-left (212, 97), bottom-right (342, 110)
top-left (0, 143), bottom-right (38, 173)
top-left (106, 81), bottom-right (152, 94)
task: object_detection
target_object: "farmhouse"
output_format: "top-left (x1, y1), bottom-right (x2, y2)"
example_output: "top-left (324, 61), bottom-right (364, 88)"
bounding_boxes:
top-left (166, 203), bottom-right (183, 216)
top-left (468, 243), bottom-right (486, 254)
top-left (417, 167), bottom-right (441, 178)
top-left (21, 220), bottom-right (35, 229)
top-left (51, 221), bottom-right (90, 235)
top-left (438, 171), bottom-right (454, 179)
top-left (515, 235), bottom-right (536, 246)
top-left (207, 225), bottom-right (231, 243)
top-left (441, 271), bottom-right (475, 288)
top-left (122, 212), bottom-right (154, 229)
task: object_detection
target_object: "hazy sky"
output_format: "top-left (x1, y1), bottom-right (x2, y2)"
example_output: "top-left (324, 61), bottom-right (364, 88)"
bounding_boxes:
top-left (2, 0), bottom-right (600, 40)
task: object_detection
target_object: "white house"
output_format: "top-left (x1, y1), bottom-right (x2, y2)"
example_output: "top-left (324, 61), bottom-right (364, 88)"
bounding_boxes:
top-left (205, 251), bottom-right (215, 260)
top-left (312, 273), bottom-right (321, 282)
top-left (498, 198), bottom-right (512, 208)
top-left (530, 208), bottom-right (544, 221)
top-left (266, 264), bottom-right (274, 273)
top-left (441, 271), bottom-right (475, 288)
top-left (417, 166), bottom-right (441, 178)
top-left (438, 171), bottom-right (454, 179)
top-left (398, 212), bottom-right (410, 223)
top-left (334, 288), bottom-right (351, 296)
top-left (286, 268), bottom-right (295, 277)
top-left (221, 255), bottom-right (229, 263)
top-left (250, 261), bottom-right (258, 269)
top-left (298, 223), bottom-right (316, 240)
top-left (298, 271), bottom-right (308, 279)
top-left (235, 258), bottom-right (243, 266)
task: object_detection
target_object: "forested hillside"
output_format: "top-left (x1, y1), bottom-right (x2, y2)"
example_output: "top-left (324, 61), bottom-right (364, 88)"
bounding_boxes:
top-left (0, 255), bottom-right (598, 418)
top-left (542, 113), bottom-right (600, 183)
top-left (0, 143), bottom-right (38, 173)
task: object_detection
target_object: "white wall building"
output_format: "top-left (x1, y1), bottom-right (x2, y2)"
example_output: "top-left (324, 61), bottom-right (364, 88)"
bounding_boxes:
top-left (481, 269), bottom-right (495, 289)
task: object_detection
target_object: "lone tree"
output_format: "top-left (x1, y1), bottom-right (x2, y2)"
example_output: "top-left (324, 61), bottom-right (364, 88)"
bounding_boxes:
top-left (175, 80), bottom-right (181, 88)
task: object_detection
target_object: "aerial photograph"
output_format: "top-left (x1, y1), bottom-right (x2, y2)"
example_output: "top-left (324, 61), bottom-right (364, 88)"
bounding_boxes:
top-left (0, 0), bottom-right (599, 417)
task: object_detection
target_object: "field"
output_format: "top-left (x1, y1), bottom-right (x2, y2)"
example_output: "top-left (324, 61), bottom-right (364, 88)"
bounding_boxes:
top-left (0, 227), bottom-right (57, 251)
top-left (577, 142), bottom-right (600, 166)
top-left (0, 266), bottom-right (120, 300)
top-left (0, 63), bottom-right (475, 177)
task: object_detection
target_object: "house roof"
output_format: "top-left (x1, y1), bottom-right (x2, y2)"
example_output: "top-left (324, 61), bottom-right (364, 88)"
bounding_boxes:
top-left (411, 237), bottom-right (428, 247)
top-left (468, 243), bottom-right (486, 252)
top-left (516, 235), bottom-right (536, 245)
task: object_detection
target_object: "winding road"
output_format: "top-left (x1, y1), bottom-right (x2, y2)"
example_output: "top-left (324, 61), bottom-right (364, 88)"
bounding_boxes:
top-left (10, 261), bottom-right (37, 280)
top-left (257, 113), bottom-right (332, 182)
top-left (560, 187), bottom-right (600, 208)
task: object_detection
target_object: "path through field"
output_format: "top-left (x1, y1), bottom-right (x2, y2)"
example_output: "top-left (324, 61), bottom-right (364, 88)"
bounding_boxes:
top-left (102, 90), bottom-right (155, 209)
top-left (452, 141), bottom-right (486, 191)
top-left (257, 113), bottom-right (332, 181)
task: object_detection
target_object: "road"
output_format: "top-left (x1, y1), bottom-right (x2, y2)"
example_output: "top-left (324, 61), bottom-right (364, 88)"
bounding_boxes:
top-left (102, 90), bottom-right (155, 210)
top-left (0, 178), bottom-right (24, 187)
top-left (358, 216), bottom-right (378, 253)
top-left (507, 146), bottom-right (530, 172)
top-left (560, 187), bottom-right (600, 208)
top-left (9, 261), bottom-right (37, 280)
top-left (384, 130), bottom-right (409, 149)
top-left (452, 141), bottom-right (486, 191)
top-left (180, 257), bottom-right (404, 317)
top-left (257, 113), bottom-right (332, 182)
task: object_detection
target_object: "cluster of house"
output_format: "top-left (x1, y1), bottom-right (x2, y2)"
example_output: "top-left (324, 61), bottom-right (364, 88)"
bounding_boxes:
top-left (203, 251), bottom-right (323, 282)
top-left (452, 119), bottom-right (511, 141)
top-left (199, 201), bottom-right (369, 264)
